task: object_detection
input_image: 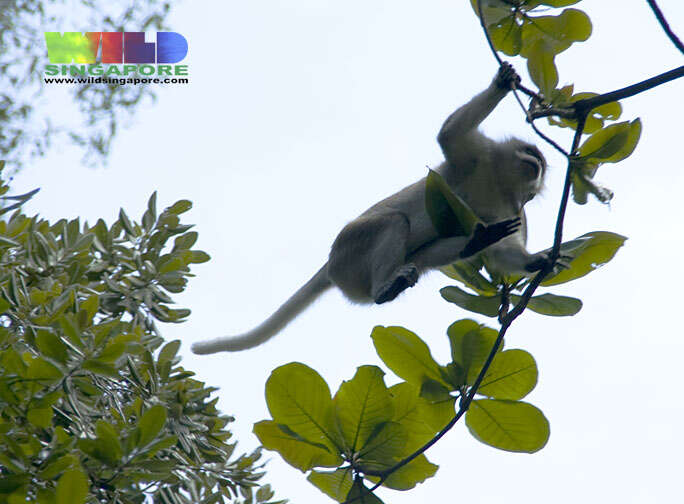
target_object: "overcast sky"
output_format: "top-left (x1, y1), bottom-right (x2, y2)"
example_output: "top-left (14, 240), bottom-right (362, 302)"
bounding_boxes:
top-left (14, 1), bottom-right (684, 502)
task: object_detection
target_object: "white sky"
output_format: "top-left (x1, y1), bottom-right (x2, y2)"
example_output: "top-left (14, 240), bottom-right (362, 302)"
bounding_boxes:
top-left (14, 1), bottom-right (684, 502)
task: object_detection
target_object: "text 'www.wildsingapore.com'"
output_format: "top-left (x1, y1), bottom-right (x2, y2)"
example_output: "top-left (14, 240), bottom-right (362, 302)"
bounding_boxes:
top-left (44, 75), bottom-right (189, 85)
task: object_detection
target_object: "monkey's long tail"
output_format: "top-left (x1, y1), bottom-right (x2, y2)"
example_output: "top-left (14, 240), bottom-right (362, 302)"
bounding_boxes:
top-left (191, 264), bottom-right (332, 354)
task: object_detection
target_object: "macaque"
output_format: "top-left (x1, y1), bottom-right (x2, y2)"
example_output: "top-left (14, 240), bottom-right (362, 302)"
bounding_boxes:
top-left (192, 63), bottom-right (547, 354)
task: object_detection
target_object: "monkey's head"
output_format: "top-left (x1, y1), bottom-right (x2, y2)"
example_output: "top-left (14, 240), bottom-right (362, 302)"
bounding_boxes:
top-left (500, 138), bottom-right (546, 204)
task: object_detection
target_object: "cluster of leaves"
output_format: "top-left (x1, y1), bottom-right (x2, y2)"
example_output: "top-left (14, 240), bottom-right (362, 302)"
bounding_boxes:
top-left (0, 0), bottom-right (177, 170)
top-left (473, 0), bottom-right (642, 205)
top-left (255, 320), bottom-right (547, 503)
top-left (0, 165), bottom-right (280, 503)
top-left (425, 169), bottom-right (626, 318)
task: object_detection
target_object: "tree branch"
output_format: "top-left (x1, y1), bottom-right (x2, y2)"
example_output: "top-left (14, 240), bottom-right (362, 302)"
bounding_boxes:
top-left (646, 0), bottom-right (684, 54)
top-left (574, 65), bottom-right (684, 115)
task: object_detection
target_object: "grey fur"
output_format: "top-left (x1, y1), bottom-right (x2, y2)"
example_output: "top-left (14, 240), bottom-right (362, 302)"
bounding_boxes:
top-left (191, 64), bottom-right (547, 354)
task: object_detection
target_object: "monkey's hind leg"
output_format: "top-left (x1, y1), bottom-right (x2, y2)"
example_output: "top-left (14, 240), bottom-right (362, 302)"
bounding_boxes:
top-left (374, 263), bottom-right (419, 304)
top-left (329, 212), bottom-right (414, 304)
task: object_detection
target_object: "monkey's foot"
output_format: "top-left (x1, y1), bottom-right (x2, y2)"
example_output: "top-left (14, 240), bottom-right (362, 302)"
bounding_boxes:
top-left (374, 264), bottom-right (419, 304)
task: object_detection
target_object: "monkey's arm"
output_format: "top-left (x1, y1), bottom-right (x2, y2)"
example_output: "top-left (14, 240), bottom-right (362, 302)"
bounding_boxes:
top-left (437, 63), bottom-right (519, 162)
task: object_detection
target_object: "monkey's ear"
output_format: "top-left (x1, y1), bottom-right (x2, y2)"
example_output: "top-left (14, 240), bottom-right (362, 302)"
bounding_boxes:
top-left (425, 170), bottom-right (481, 238)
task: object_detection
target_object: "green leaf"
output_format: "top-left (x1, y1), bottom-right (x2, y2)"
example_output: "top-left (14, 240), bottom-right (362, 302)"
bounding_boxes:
top-left (0, 475), bottom-right (28, 494)
top-left (371, 326), bottom-right (447, 389)
top-left (333, 366), bottom-right (393, 452)
top-left (35, 330), bottom-right (69, 364)
top-left (347, 478), bottom-right (385, 504)
top-left (570, 162), bottom-right (614, 205)
top-left (118, 208), bottom-right (136, 236)
top-left (536, 0), bottom-right (582, 6)
top-left (577, 119), bottom-right (641, 163)
top-left (27, 407), bottom-right (53, 428)
top-left (489, 15), bottom-right (523, 56)
top-left (377, 454), bottom-right (438, 490)
top-left (477, 349), bottom-right (538, 400)
top-left (157, 339), bottom-right (180, 365)
top-left (526, 41), bottom-right (558, 97)
top-left (541, 231), bottom-right (627, 286)
top-left (166, 200), bottom-right (192, 215)
top-left (56, 468), bottom-right (88, 504)
top-left (137, 405), bottom-right (167, 447)
top-left (96, 420), bottom-right (123, 464)
top-left (96, 340), bottom-right (125, 362)
top-left (140, 435), bottom-right (177, 458)
top-left (512, 293), bottom-right (582, 316)
top-left (521, 8), bottom-right (592, 57)
top-left (469, 0), bottom-right (513, 25)
top-left (440, 259), bottom-right (497, 295)
top-left (0, 298), bottom-right (10, 313)
top-left (389, 383), bottom-right (453, 451)
top-left (425, 170), bottom-right (479, 237)
top-left (265, 363), bottom-right (340, 450)
top-left (307, 468), bottom-right (354, 502)
top-left (38, 454), bottom-right (76, 480)
top-left (253, 420), bottom-right (342, 471)
top-left (26, 358), bottom-right (62, 381)
top-left (172, 231), bottom-right (198, 251)
top-left (447, 320), bottom-right (502, 383)
top-left (358, 422), bottom-right (408, 463)
top-left (440, 286), bottom-right (500, 317)
top-left (189, 250), bottom-right (210, 263)
top-left (466, 399), bottom-right (549, 452)
top-left (82, 359), bottom-right (119, 378)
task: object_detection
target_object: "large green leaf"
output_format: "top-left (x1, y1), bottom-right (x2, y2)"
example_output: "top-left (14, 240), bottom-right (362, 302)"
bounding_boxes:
top-left (265, 363), bottom-right (340, 450)
top-left (307, 468), bottom-right (354, 503)
top-left (541, 231), bottom-right (627, 286)
top-left (425, 170), bottom-right (479, 237)
top-left (371, 326), bottom-right (447, 389)
top-left (137, 405), bottom-right (167, 447)
top-left (526, 40), bottom-right (558, 97)
top-left (389, 383), bottom-right (454, 451)
top-left (512, 293), bottom-right (583, 316)
top-left (358, 421), bottom-right (408, 464)
top-left (95, 420), bottom-right (123, 465)
top-left (365, 454), bottom-right (438, 491)
top-left (55, 468), bottom-right (88, 504)
top-left (333, 366), bottom-right (393, 452)
top-left (440, 286), bottom-right (500, 317)
top-left (521, 8), bottom-right (592, 57)
top-left (477, 350), bottom-right (538, 400)
top-left (347, 478), bottom-right (385, 504)
top-left (254, 421), bottom-right (342, 472)
top-left (35, 330), bottom-right (69, 364)
top-left (489, 15), bottom-right (523, 56)
top-left (577, 119), bottom-right (642, 163)
top-left (447, 320), bottom-right (502, 383)
top-left (466, 399), bottom-right (549, 452)
top-left (440, 259), bottom-right (497, 295)
top-left (469, 0), bottom-right (514, 25)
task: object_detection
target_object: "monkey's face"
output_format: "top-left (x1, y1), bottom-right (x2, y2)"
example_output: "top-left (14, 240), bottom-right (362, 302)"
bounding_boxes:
top-left (515, 143), bottom-right (546, 183)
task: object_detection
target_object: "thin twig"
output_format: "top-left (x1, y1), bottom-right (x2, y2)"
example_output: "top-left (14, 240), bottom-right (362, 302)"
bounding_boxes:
top-left (645, 0), bottom-right (684, 54)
